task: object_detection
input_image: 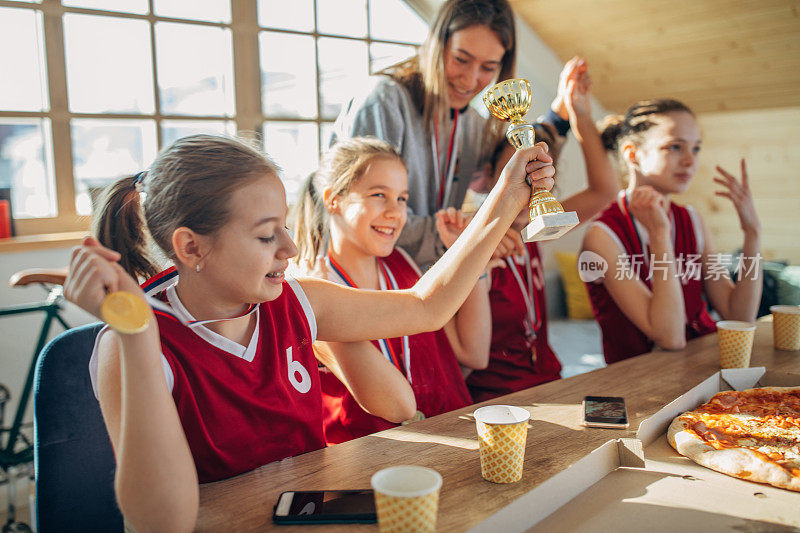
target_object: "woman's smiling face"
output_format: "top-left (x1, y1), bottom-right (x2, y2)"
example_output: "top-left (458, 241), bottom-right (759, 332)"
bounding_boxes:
top-left (443, 24), bottom-right (505, 110)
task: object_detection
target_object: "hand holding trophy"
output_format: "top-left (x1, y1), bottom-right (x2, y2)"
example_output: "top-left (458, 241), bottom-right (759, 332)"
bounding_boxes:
top-left (484, 79), bottom-right (579, 241)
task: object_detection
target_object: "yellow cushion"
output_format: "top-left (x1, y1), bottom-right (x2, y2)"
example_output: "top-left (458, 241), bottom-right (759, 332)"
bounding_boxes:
top-left (555, 251), bottom-right (595, 320)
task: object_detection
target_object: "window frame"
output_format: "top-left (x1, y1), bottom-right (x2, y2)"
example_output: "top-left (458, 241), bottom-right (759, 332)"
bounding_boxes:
top-left (0, 0), bottom-right (425, 237)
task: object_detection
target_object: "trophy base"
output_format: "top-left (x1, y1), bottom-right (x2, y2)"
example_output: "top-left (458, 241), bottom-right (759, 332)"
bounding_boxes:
top-left (522, 211), bottom-right (579, 242)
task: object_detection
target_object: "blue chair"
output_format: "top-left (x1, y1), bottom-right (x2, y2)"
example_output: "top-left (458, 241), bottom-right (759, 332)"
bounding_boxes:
top-left (33, 323), bottom-right (123, 532)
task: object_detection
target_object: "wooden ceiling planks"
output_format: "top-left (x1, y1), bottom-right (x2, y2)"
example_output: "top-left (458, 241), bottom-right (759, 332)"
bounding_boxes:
top-left (510, 0), bottom-right (800, 113)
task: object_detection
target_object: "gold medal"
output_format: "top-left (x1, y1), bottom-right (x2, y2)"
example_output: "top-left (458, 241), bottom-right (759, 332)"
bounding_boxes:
top-left (101, 291), bottom-right (151, 334)
top-left (401, 410), bottom-right (426, 425)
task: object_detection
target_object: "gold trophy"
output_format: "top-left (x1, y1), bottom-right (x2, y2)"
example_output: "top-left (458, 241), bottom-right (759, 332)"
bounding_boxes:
top-left (483, 78), bottom-right (579, 242)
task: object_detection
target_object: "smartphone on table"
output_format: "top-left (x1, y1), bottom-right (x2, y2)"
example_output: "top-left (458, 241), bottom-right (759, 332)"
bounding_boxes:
top-left (273, 489), bottom-right (377, 524)
top-left (582, 396), bottom-right (629, 428)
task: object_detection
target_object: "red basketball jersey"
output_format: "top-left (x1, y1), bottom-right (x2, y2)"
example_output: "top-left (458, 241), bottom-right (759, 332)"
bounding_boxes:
top-left (90, 270), bottom-right (326, 483)
top-left (466, 243), bottom-right (561, 403)
top-left (586, 192), bottom-right (716, 364)
top-left (320, 249), bottom-right (472, 444)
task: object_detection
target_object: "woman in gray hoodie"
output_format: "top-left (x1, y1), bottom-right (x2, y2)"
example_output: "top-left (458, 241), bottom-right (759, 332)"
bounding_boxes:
top-left (331, 0), bottom-right (520, 270)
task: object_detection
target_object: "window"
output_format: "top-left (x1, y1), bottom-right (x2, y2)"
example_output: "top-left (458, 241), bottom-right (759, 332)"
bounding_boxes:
top-left (0, 0), bottom-right (425, 236)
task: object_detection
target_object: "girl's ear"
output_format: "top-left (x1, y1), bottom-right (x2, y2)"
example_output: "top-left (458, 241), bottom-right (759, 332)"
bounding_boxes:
top-left (622, 141), bottom-right (638, 167)
top-left (172, 227), bottom-right (210, 272)
top-left (322, 186), bottom-right (338, 214)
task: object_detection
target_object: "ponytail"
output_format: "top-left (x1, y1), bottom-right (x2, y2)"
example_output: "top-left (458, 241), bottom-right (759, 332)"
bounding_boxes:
top-left (92, 172), bottom-right (160, 281)
top-left (293, 172), bottom-right (328, 264)
top-left (598, 114), bottom-right (626, 152)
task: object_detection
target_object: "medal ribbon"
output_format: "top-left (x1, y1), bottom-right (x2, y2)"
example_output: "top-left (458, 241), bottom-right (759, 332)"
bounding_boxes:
top-left (327, 253), bottom-right (412, 383)
top-left (506, 246), bottom-right (542, 338)
top-left (140, 266), bottom-right (258, 328)
top-left (431, 110), bottom-right (460, 211)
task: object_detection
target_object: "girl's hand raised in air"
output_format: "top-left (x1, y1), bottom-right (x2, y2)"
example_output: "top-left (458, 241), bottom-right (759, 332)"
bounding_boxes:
top-left (714, 159), bottom-right (761, 236)
top-left (64, 236), bottom-right (147, 321)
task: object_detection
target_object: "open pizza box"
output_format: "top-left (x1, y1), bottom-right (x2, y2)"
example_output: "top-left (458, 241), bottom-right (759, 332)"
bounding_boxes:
top-left (468, 367), bottom-right (800, 533)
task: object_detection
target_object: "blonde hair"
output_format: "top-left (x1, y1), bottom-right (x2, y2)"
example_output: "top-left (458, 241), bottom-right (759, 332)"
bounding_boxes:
top-left (293, 137), bottom-right (404, 264)
top-left (93, 135), bottom-right (279, 280)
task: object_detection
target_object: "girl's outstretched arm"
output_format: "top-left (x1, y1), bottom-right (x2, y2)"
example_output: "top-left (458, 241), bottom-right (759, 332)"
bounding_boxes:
top-left (65, 238), bottom-right (199, 532)
top-left (302, 145), bottom-right (554, 343)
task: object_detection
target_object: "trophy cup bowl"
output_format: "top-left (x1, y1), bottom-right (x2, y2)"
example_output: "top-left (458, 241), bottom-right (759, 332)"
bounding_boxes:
top-left (483, 78), bottom-right (579, 242)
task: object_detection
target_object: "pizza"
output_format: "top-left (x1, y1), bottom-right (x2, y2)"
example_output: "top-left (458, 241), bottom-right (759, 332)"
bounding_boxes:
top-left (667, 387), bottom-right (800, 492)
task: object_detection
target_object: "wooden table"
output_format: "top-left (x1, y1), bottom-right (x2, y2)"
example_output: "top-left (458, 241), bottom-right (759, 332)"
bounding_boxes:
top-left (196, 319), bottom-right (799, 531)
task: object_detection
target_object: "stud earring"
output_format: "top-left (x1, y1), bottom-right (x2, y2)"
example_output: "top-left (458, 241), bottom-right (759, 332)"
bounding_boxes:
top-left (196, 264), bottom-right (200, 273)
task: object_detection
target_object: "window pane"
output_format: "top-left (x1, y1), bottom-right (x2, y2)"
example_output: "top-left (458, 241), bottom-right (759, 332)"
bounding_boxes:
top-left (260, 32), bottom-right (317, 119)
top-left (64, 14), bottom-right (154, 114)
top-left (320, 122), bottom-right (335, 149)
top-left (316, 0), bottom-right (366, 38)
top-left (258, 0), bottom-right (313, 32)
top-left (370, 42), bottom-right (415, 74)
top-left (0, 8), bottom-right (48, 112)
top-left (264, 122), bottom-right (318, 205)
top-left (161, 119), bottom-right (236, 147)
top-left (62, 0), bottom-right (148, 15)
top-left (318, 37), bottom-right (368, 119)
top-left (369, 0), bottom-right (426, 44)
top-left (71, 119), bottom-right (157, 215)
top-left (156, 22), bottom-right (234, 117)
top-left (0, 119), bottom-right (55, 219)
top-left (154, 0), bottom-right (230, 23)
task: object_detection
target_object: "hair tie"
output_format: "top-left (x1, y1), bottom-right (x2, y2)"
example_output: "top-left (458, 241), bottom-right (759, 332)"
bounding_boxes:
top-left (133, 170), bottom-right (147, 192)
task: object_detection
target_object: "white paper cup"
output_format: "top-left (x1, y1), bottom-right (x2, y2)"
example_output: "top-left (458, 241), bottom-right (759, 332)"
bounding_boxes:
top-left (371, 466), bottom-right (442, 533)
top-left (473, 405), bottom-right (531, 483)
top-left (717, 320), bottom-right (756, 369)
top-left (770, 305), bottom-right (800, 351)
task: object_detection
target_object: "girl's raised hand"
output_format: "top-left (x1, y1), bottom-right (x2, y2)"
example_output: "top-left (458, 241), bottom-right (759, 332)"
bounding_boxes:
top-left (64, 236), bottom-right (145, 320)
top-left (565, 58), bottom-right (592, 120)
top-left (714, 159), bottom-right (761, 235)
top-left (435, 207), bottom-right (469, 249)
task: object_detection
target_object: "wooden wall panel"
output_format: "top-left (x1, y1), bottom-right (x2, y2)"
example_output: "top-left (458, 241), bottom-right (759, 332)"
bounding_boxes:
top-left (674, 106), bottom-right (800, 264)
top-left (511, 0), bottom-right (800, 114)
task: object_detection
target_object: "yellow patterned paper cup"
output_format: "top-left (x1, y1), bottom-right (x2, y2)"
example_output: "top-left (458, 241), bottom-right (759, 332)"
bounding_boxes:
top-left (716, 320), bottom-right (756, 369)
top-left (473, 405), bottom-right (531, 484)
top-left (771, 305), bottom-right (800, 351)
top-left (371, 466), bottom-right (442, 533)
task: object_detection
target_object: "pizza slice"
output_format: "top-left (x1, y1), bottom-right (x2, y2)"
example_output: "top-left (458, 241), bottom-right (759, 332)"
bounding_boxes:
top-left (667, 387), bottom-right (800, 492)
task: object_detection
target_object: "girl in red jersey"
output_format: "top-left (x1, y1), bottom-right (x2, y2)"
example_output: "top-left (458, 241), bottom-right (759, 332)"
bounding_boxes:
top-left (64, 134), bottom-right (554, 531)
top-left (466, 57), bottom-right (620, 402)
top-left (581, 99), bottom-right (762, 364)
top-left (293, 137), bottom-right (491, 444)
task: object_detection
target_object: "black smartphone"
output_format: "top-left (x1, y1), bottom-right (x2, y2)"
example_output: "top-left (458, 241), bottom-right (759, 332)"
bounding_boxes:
top-left (272, 489), bottom-right (377, 524)
top-left (583, 396), bottom-right (629, 428)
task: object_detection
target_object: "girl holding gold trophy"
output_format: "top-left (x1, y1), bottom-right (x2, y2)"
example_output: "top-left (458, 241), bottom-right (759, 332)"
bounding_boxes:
top-left (63, 134), bottom-right (554, 532)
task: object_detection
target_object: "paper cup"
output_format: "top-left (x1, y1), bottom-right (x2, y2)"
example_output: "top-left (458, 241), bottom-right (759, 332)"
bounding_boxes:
top-left (473, 405), bottom-right (531, 483)
top-left (771, 305), bottom-right (800, 351)
top-left (371, 466), bottom-right (442, 533)
top-left (717, 320), bottom-right (756, 369)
